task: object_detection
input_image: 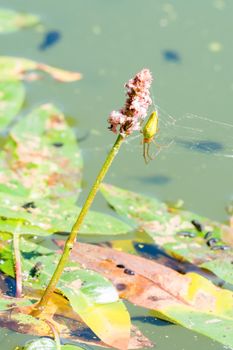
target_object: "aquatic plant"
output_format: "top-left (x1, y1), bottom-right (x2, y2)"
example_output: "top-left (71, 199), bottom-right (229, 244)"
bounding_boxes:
top-left (0, 9), bottom-right (233, 350)
top-left (31, 68), bottom-right (153, 317)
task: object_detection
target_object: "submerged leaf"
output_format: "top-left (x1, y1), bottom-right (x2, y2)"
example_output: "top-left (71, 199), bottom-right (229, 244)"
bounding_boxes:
top-left (17, 339), bottom-right (84, 350)
top-left (0, 56), bottom-right (82, 82)
top-left (100, 183), bottom-right (233, 285)
top-left (0, 80), bottom-right (25, 129)
top-left (19, 338), bottom-right (57, 350)
top-left (18, 339), bottom-right (84, 350)
top-left (0, 9), bottom-right (39, 33)
top-left (56, 241), bottom-right (233, 349)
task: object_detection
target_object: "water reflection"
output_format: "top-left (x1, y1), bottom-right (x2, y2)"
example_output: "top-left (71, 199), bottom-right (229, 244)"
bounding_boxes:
top-left (132, 316), bottom-right (170, 326)
top-left (162, 50), bottom-right (181, 63)
top-left (133, 242), bottom-right (225, 286)
top-left (177, 139), bottom-right (224, 154)
top-left (39, 30), bottom-right (61, 51)
top-left (134, 175), bottom-right (172, 185)
top-left (70, 327), bottom-right (100, 341)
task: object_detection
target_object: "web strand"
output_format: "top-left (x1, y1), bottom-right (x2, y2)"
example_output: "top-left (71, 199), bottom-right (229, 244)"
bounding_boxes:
top-left (82, 101), bottom-right (233, 160)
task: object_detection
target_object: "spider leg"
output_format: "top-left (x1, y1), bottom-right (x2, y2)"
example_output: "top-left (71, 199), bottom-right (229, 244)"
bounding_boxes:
top-left (152, 139), bottom-right (162, 148)
top-left (152, 138), bottom-right (172, 149)
top-left (147, 142), bottom-right (157, 160)
top-left (143, 143), bottom-right (149, 164)
top-left (148, 138), bottom-right (165, 160)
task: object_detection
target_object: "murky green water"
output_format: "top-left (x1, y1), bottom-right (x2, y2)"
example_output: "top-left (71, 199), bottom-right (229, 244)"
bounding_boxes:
top-left (0, 0), bottom-right (232, 349)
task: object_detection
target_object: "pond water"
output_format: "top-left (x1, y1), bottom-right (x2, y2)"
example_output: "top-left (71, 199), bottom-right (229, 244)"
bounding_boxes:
top-left (0, 0), bottom-right (232, 349)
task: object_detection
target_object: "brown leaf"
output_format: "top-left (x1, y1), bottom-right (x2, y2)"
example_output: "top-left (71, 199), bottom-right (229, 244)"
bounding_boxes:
top-left (55, 241), bottom-right (233, 316)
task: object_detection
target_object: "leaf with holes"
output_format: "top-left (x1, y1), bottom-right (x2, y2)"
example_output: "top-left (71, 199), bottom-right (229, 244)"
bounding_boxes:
top-left (0, 194), bottom-right (131, 236)
top-left (0, 104), bottom-right (82, 203)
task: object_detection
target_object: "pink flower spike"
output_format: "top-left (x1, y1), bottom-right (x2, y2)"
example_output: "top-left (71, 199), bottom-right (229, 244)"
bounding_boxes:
top-left (108, 68), bottom-right (153, 136)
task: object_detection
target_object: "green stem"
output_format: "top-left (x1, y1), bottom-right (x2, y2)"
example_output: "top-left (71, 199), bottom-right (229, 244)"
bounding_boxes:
top-left (13, 233), bottom-right (22, 298)
top-left (32, 134), bottom-right (124, 316)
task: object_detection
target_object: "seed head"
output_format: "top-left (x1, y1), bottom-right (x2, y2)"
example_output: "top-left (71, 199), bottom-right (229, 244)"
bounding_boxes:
top-left (108, 69), bottom-right (153, 136)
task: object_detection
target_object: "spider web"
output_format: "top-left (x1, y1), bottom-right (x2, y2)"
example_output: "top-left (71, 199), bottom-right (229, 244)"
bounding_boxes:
top-left (81, 97), bottom-right (233, 161)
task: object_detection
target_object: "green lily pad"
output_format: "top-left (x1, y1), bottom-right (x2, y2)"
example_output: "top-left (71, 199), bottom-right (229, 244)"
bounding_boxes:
top-left (0, 80), bottom-right (25, 129)
top-left (100, 183), bottom-right (233, 285)
top-left (0, 9), bottom-right (39, 33)
top-left (0, 217), bottom-right (50, 236)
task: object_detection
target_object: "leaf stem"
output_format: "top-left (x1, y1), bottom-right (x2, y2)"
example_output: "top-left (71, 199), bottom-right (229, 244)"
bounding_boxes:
top-left (32, 134), bottom-right (124, 316)
top-left (45, 320), bottom-right (61, 350)
top-left (13, 233), bottom-right (22, 298)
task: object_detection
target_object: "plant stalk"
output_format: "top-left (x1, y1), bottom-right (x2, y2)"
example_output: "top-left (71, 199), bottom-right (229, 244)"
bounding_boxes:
top-left (13, 233), bottom-right (22, 298)
top-left (32, 134), bottom-right (124, 316)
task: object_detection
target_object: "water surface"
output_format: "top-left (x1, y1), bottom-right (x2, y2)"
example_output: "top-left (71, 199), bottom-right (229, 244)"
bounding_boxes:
top-left (0, 0), bottom-right (232, 349)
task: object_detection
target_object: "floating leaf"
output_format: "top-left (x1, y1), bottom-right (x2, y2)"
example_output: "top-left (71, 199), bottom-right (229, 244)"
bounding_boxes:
top-left (0, 9), bottom-right (39, 33)
top-left (0, 295), bottom-right (33, 311)
top-left (57, 241), bottom-right (233, 349)
top-left (0, 57), bottom-right (82, 82)
top-left (101, 183), bottom-right (167, 223)
top-left (0, 104), bottom-right (82, 202)
top-left (201, 258), bottom-right (233, 286)
top-left (0, 194), bottom-right (131, 236)
top-left (21, 250), bottom-right (131, 350)
top-left (100, 183), bottom-right (233, 285)
top-left (0, 80), bottom-right (25, 129)
top-left (0, 240), bottom-right (132, 350)
top-left (0, 301), bottom-right (150, 350)
top-left (0, 217), bottom-right (51, 237)
top-left (61, 346), bottom-right (84, 350)
top-left (0, 241), bottom-right (151, 349)
top-left (60, 270), bottom-right (130, 350)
